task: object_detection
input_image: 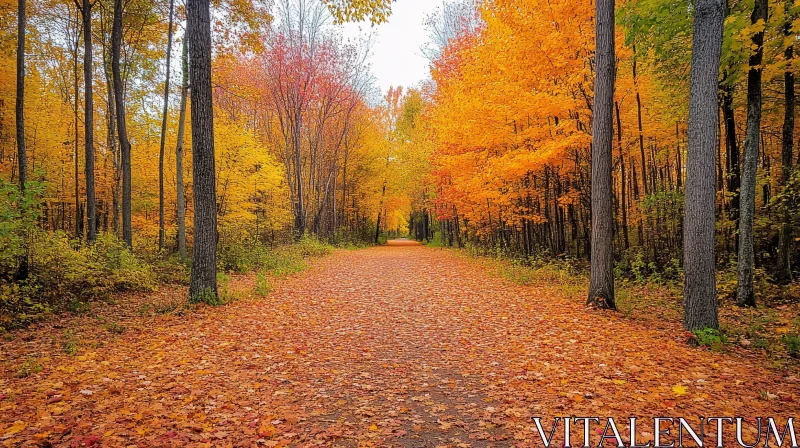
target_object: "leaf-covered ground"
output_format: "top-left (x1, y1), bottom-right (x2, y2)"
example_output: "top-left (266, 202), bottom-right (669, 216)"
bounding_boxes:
top-left (2, 241), bottom-right (799, 447)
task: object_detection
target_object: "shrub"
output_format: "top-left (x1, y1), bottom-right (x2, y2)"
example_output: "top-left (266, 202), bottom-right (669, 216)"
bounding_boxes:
top-left (255, 271), bottom-right (272, 296)
top-left (189, 287), bottom-right (223, 306)
top-left (293, 236), bottom-right (334, 257)
top-left (783, 333), bottom-right (800, 357)
top-left (61, 330), bottom-right (79, 355)
top-left (1, 229), bottom-right (158, 330)
top-left (15, 355), bottom-right (43, 378)
top-left (691, 328), bottom-right (727, 350)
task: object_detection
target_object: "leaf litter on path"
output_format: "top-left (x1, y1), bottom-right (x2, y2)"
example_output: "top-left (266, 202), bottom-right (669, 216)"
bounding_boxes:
top-left (1, 244), bottom-right (799, 446)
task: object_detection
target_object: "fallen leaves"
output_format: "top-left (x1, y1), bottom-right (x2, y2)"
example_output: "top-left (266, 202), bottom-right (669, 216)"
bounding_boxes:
top-left (0, 246), bottom-right (799, 446)
top-left (672, 384), bottom-right (687, 397)
top-left (1, 421), bottom-right (26, 439)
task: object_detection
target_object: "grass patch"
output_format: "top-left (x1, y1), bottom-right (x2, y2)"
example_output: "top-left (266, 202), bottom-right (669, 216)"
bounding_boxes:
top-left (690, 328), bottom-right (728, 351)
top-left (255, 272), bottom-right (273, 296)
top-left (15, 355), bottom-right (43, 378)
top-left (61, 330), bottom-right (78, 355)
top-left (104, 321), bottom-right (125, 334)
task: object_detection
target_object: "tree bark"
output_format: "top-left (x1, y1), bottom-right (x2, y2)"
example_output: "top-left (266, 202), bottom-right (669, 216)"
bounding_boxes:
top-left (736, 0), bottom-right (768, 308)
top-left (615, 101), bottom-right (630, 250)
top-left (158, 0), bottom-right (175, 252)
top-left (175, 32), bottom-right (188, 263)
top-left (776, 3), bottom-right (795, 283)
top-left (77, 0), bottom-right (96, 243)
top-left (188, 0), bottom-right (218, 300)
top-left (587, 0), bottom-right (616, 310)
top-left (15, 0), bottom-right (29, 280)
top-left (722, 83), bottom-right (740, 220)
top-left (16, 0), bottom-right (26, 192)
top-left (112, 0), bottom-right (132, 247)
top-left (74, 12), bottom-right (81, 239)
top-left (684, 0), bottom-right (724, 331)
top-left (633, 49), bottom-right (648, 198)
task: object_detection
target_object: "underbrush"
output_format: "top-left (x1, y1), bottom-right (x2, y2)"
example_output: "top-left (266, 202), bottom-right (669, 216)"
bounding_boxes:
top-left (1, 191), bottom-right (362, 329)
top-left (217, 236), bottom-right (333, 276)
top-left (1, 232), bottom-right (158, 331)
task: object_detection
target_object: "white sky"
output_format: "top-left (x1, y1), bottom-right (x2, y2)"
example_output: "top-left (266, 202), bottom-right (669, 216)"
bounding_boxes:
top-left (337, 0), bottom-right (445, 95)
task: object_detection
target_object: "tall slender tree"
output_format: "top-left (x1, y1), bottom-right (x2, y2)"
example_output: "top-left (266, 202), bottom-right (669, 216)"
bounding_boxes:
top-left (16, 0), bottom-right (26, 193)
top-left (73, 13), bottom-right (81, 239)
top-left (112, 0), bottom-right (132, 247)
top-left (776, 0), bottom-right (795, 283)
top-left (14, 0), bottom-right (29, 280)
top-left (76, 0), bottom-right (96, 242)
top-left (587, 0), bottom-right (616, 309)
top-left (684, 0), bottom-right (724, 331)
top-left (188, 0), bottom-right (218, 300)
top-left (175, 33), bottom-right (189, 262)
top-left (737, 0), bottom-right (769, 307)
top-left (158, 0), bottom-right (175, 252)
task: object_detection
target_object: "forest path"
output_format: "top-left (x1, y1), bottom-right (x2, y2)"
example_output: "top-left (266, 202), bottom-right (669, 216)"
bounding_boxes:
top-left (2, 243), bottom-right (800, 447)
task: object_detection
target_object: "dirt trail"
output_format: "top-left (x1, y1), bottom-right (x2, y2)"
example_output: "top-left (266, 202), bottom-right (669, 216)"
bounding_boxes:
top-left (1, 243), bottom-right (799, 447)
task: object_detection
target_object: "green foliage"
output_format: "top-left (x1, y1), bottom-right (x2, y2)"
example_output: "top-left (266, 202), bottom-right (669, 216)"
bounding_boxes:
top-left (0, 180), bottom-right (44, 275)
top-left (190, 287), bottom-right (223, 306)
top-left (0, 230), bottom-right (158, 330)
top-left (255, 271), bottom-right (272, 296)
top-left (104, 321), bottom-right (125, 334)
top-left (0, 177), bottom-right (158, 329)
top-left (217, 237), bottom-right (272, 273)
top-left (498, 260), bottom-right (536, 286)
top-left (293, 236), bottom-right (335, 257)
top-left (61, 330), bottom-right (79, 355)
top-left (14, 355), bottom-right (43, 378)
top-left (691, 328), bottom-right (728, 350)
top-left (783, 333), bottom-right (800, 357)
top-left (426, 233), bottom-right (443, 248)
top-left (615, 249), bottom-right (682, 285)
top-left (217, 236), bottom-right (332, 274)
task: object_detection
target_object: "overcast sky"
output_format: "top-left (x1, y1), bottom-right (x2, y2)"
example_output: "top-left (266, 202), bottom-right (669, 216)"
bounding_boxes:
top-left (338, 0), bottom-right (444, 95)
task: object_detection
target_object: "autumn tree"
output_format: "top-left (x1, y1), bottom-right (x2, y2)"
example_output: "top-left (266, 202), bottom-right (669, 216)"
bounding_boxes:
top-left (776, 0), bottom-right (795, 283)
top-left (76, 0), bottom-right (96, 242)
top-left (158, 0), bottom-right (175, 252)
top-left (175, 33), bottom-right (189, 262)
top-left (736, 0), bottom-right (768, 307)
top-left (587, 0), bottom-right (616, 309)
top-left (112, 0), bottom-right (132, 247)
top-left (187, 0), bottom-right (218, 300)
top-left (683, 0), bottom-right (724, 331)
top-left (15, 0), bottom-right (26, 194)
top-left (14, 0), bottom-right (28, 280)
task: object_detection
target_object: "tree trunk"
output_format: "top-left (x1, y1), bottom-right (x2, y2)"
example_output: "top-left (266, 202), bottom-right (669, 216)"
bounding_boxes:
top-left (736, 0), bottom-right (768, 308)
top-left (74, 13), bottom-right (81, 239)
top-left (175, 32), bottom-right (188, 263)
top-left (158, 0), bottom-right (175, 252)
top-left (776, 4), bottom-right (795, 283)
top-left (615, 101), bottom-right (630, 250)
top-left (293, 115), bottom-right (305, 238)
top-left (587, 0), bottom-right (616, 310)
top-left (188, 0), bottom-right (218, 301)
top-left (104, 60), bottom-right (120, 238)
top-left (16, 0), bottom-right (26, 191)
top-left (684, 0), bottom-right (724, 331)
top-left (375, 180), bottom-right (386, 245)
top-left (78, 0), bottom-right (96, 243)
top-left (15, 0), bottom-right (29, 280)
top-left (722, 83), bottom-right (740, 220)
top-left (112, 0), bottom-right (133, 248)
top-left (633, 49), bottom-right (648, 198)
